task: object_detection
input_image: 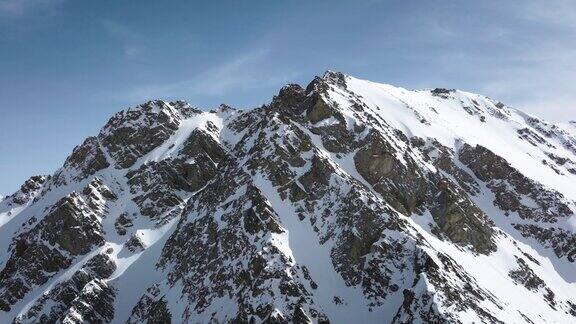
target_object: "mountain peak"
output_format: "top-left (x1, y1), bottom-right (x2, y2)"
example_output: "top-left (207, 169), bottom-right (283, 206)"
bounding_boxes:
top-left (321, 70), bottom-right (347, 86)
top-left (215, 103), bottom-right (235, 112)
top-left (2, 73), bottom-right (576, 323)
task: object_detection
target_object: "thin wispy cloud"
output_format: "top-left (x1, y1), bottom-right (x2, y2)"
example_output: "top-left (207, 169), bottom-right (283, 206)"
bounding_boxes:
top-left (191, 48), bottom-right (272, 96)
top-left (0, 0), bottom-right (62, 16)
top-left (481, 44), bottom-right (576, 120)
top-left (520, 0), bottom-right (576, 30)
top-left (101, 19), bottom-right (148, 61)
top-left (126, 47), bottom-right (299, 107)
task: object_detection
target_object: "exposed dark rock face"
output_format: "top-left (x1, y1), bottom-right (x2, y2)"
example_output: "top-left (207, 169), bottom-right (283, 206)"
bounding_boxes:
top-left (394, 251), bottom-right (504, 324)
top-left (508, 256), bottom-right (558, 309)
top-left (62, 137), bottom-right (110, 182)
top-left (307, 96), bottom-right (335, 124)
top-left (0, 242), bottom-right (71, 312)
top-left (354, 133), bottom-right (396, 184)
top-left (114, 212), bottom-right (133, 236)
top-left (99, 100), bottom-right (199, 168)
top-left (509, 257), bottom-right (545, 291)
top-left (513, 224), bottom-right (576, 262)
top-left (14, 253), bottom-right (117, 323)
top-left (459, 144), bottom-right (573, 223)
top-left (126, 129), bottom-right (227, 221)
top-left (0, 179), bottom-right (114, 311)
top-left (431, 88), bottom-right (455, 98)
top-left (428, 180), bottom-right (495, 254)
top-left (2, 175), bottom-right (48, 206)
top-left (155, 160), bottom-right (322, 322)
top-left (354, 131), bottom-right (430, 216)
top-left (127, 285), bottom-right (172, 324)
top-left (328, 188), bottom-right (414, 304)
top-left (56, 278), bottom-right (116, 323)
top-left (271, 84), bottom-right (308, 116)
top-left (41, 195), bottom-right (106, 255)
top-left (424, 140), bottom-right (480, 195)
top-left (125, 234), bottom-right (146, 253)
top-left (352, 133), bottom-right (495, 253)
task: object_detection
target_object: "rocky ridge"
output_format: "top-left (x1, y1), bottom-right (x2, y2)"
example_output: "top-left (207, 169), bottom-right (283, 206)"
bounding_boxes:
top-left (0, 71), bottom-right (575, 323)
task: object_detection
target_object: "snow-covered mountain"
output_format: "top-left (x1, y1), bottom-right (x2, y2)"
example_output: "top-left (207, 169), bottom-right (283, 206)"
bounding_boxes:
top-left (1, 71), bottom-right (575, 323)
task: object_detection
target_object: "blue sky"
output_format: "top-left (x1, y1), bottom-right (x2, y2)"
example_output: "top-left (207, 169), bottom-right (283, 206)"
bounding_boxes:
top-left (1, 0), bottom-right (575, 194)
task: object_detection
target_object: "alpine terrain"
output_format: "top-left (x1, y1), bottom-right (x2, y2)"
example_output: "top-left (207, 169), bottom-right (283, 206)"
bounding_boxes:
top-left (1, 71), bottom-right (576, 323)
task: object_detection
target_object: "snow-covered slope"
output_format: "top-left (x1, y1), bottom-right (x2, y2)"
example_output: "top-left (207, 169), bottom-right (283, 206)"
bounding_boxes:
top-left (1, 72), bottom-right (575, 323)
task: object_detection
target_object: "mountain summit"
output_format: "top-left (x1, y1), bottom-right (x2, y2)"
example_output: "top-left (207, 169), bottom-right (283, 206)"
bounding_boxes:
top-left (1, 72), bottom-right (575, 323)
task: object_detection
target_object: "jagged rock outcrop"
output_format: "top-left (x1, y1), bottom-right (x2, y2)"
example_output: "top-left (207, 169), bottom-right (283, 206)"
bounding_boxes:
top-left (14, 253), bottom-right (117, 323)
top-left (126, 128), bottom-right (226, 222)
top-left (459, 144), bottom-right (572, 222)
top-left (0, 175), bottom-right (48, 207)
top-left (99, 100), bottom-right (199, 169)
top-left (0, 178), bottom-right (114, 312)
